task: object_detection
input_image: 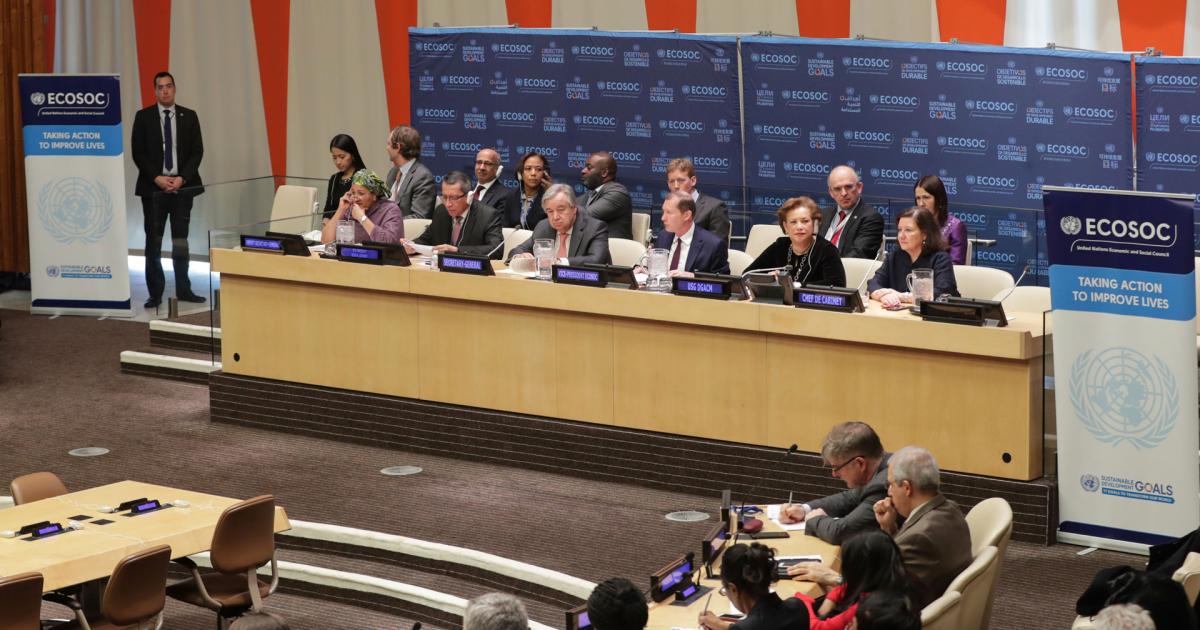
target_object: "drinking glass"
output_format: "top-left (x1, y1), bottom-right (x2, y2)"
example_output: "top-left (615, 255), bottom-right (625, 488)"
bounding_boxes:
top-left (906, 269), bottom-right (934, 304)
top-left (336, 219), bottom-right (356, 244)
top-left (533, 238), bottom-right (555, 280)
top-left (647, 248), bottom-right (670, 290)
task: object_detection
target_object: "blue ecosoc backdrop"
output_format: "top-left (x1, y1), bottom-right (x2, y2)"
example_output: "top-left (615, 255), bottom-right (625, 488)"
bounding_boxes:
top-left (1135, 57), bottom-right (1200, 197)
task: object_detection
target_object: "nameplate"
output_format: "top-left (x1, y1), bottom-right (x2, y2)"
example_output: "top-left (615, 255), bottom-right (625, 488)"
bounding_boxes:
top-left (942, 296), bottom-right (1008, 327)
top-left (241, 234), bottom-right (308, 256)
top-left (438, 252), bottom-right (495, 276)
top-left (650, 552), bottom-right (695, 603)
top-left (581, 263), bottom-right (640, 289)
top-left (565, 605), bottom-right (591, 630)
top-left (552, 264), bottom-right (606, 288)
top-left (920, 298), bottom-right (1007, 327)
top-left (792, 285), bottom-right (864, 313)
top-left (336, 244), bottom-right (385, 265)
top-left (671, 276), bottom-right (731, 300)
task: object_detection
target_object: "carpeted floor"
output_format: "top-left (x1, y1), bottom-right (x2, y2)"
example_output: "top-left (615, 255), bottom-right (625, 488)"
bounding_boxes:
top-left (0, 308), bottom-right (1149, 629)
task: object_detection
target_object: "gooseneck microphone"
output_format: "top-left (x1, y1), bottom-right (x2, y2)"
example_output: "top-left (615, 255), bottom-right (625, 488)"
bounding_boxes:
top-left (992, 263), bottom-right (1031, 303)
top-left (731, 444), bottom-right (799, 545)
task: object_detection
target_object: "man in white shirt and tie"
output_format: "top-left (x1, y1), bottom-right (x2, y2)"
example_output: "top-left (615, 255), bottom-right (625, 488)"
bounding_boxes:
top-left (384, 125), bottom-right (436, 219)
top-left (823, 165), bottom-right (883, 260)
top-left (469, 148), bottom-right (508, 217)
top-left (508, 184), bottom-right (611, 266)
top-left (648, 192), bottom-right (729, 276)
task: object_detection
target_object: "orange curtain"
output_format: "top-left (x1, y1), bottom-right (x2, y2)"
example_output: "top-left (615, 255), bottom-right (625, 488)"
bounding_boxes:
top-left (0, 0), bottom-right (48, 272)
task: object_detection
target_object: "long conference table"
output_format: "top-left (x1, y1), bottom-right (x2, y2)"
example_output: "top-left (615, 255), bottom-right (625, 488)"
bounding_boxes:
top-left (211, 247), bottom-right (1048, 481)
top-left (0, 481), bottom-right (291, 592)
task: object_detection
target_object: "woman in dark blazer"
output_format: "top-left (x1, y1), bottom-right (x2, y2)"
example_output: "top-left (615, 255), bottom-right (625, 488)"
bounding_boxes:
top-left (746, 197), bottom-right (845, 287)
top-left (322, 134), bottom-right (367, 220)
top-left (503, 151), bottom-right (552, 229)
top-left (868, 207), bottom-right (958, 307)
top-left (698, 543), bottom-right (809, 630)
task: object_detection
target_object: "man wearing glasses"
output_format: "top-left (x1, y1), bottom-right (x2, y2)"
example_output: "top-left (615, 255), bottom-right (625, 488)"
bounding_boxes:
top-left (471, 148), bottom-right (509, 217)
top-left (824, 165), bottom-right (884, 259)
top-left (778, 421), bottom-right (891, 544)
top-left (406, 171), bottom-right (504, 259)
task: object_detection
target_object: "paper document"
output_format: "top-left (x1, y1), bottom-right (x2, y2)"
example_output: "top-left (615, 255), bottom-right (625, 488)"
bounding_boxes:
top-left (404, 240), bottom-right (433, 256)
top-left (766, 504), bottom-right (806, 531)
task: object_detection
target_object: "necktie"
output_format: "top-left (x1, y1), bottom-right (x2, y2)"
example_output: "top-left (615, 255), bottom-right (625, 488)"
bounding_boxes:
top-left (473, 184), bottom-right (485, 202)
top-left (520, 195), bottom-right (532, 228)
top-left (451, 216), bottom-right (463, 245)
top-left (162, 110), bottom-right (174, 172)
top-left (391, 173), bottom-right (403, 202)
top-left (830, 210), bottom-right (848, 246)
top-left (670, 236), bottom-right (683, 271)
top-left (557, 232), bottom-right (569, 258)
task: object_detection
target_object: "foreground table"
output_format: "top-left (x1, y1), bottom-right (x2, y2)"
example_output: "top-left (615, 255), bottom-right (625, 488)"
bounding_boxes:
top-left (212, 248), bottom-right (1047, 479)
top-left (0, 480), bottom-right (291, 591)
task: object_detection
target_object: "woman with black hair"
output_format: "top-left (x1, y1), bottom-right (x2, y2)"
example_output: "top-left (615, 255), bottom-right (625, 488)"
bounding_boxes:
top-left (698, 543), bottom-right (809, 630)
top-left (797, 531), bottom-right (911, 630)
top-left (323, 134), bottom-right (368, 219)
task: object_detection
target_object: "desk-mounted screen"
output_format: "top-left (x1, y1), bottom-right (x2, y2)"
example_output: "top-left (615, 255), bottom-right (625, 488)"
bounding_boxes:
top-left (337, 244), bottom-right (385, 264)
top-left (439, 253), bottom-right (495, 276)
top-left (241, 235), bottom-right (284, 252)
top-left (552, 265), bottom-right (606, 288)
top-left (791, 285), bottom-right (864, 313)
top-left (672, 277), bottom-right (731, 300)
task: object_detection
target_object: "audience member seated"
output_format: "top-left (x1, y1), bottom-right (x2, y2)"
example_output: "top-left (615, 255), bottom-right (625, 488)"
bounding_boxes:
top-left (666, 157), bottom-right (731, 242)
top-left (229, 611), bottom-right (291, 629)
top-left (504, 151), bottom-right (552, 229)
top-left (779, 421), bottom-right (890, 545)
top-left (914, 175), bottom-right (967, 265)
top-left (824, 165), bottom-right (884, 259)
top-left (509, 183), bottom-right (611, 266)
top-left (464, 593), bottom-right (530, 630)
top-left (587, 577), bottom-right (649, 630)
top-left (385, 125), bottom-right (436, 219)
top-left (323, 134), bottom-right (366, 220)
top-left (746, 197), bottom-right (845, 287)
top-left (580, 151), bottom-right (633, 239)
top-left (406, 171), bottom-right (504, 259)
top-left (871, 446), bottom-right (972, 604)
top-left (319, 169), bottom-right (404, 245)
top-left (867, 207), bottom-right (958, 308)
top-left (698, 543), bottom-right (809, 630)
top-left (1093, 603), bottom-right (1155, 630)
top-left (796, 531), bottom-right (912, 630)
top-left (852, 591), bottom-right (921, 630)
top-left (471, 148), bottom-right (508, 215)
top-left (650, 192), bottom-right (729, 276)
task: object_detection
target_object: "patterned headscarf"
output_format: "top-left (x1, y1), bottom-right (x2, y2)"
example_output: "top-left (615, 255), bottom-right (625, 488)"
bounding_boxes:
top-left (351, 169), bottom-right (389, 200)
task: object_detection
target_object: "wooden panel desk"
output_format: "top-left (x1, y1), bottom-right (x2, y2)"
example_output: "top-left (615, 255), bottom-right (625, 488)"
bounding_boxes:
top-left (0, 481), bottom-right (291, 591)
top-left (212, 248), bottom-right (1047, 480)
top-left (647, 516), bottom-right (836, 630)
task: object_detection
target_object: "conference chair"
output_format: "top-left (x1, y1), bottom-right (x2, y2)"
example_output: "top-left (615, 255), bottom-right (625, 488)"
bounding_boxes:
top-left (0, 572), bottom-right (43, 630)
top-left (964, 238), bottom-right (976, 266)
top-left (944, 546), bottom-right (999, 629)
top-left (503, 229), bottom-right (533, 261)
top-left (46, 544), bottom-right (171, 630)
top-left (10, 471), bottom-right (68, 505)
top-left (268, 185), bottom-right (318, 234)
top-left (840, 257), bottom-right (883, 289)
top-left (608, 238), bottom-right (647, 267)
top-left (919, 589), bottom-right (961, 630)
top-left (744, 224), bottom-right (783, 260)
top-left (728, 249), bottom-right (754, 276)
top-left (964, 498), bottom-right (1013, 630)
top-left (953, 265), bottom-right (1014, 300)
top-left (167, 495), bottom-right (279, 628)
top-left (632, 212), bottom-right (651, 246)
top-left (994, 285), bottom-right (1050, 315)
top-left (404, 218), bottom-right (431, 242)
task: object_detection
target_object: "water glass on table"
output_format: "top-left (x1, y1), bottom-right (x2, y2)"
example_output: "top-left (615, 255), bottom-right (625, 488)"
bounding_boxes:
top-left (647, 248), bottom-right (670, 290)
top-left (336, 219), bottom-right (356, 244)
top-left (533, 238), bottom-right (554, 280)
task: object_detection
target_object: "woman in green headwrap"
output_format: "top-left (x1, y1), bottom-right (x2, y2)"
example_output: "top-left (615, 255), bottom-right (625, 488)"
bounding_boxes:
top-left (320, 169), bottom-right (404, 245)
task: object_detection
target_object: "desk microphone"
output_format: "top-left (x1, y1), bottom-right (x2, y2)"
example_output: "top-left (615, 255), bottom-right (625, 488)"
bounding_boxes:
top-left (741, 266), bottom-right (787, 278)
top-left (731, 444), bottom-right (798, 546)
top-left (992, 263), bottom-right (1031, 303)
top-left (484, 237), bottom-right (505, 259)
top-left (853, 244), bottom-right (886, 297)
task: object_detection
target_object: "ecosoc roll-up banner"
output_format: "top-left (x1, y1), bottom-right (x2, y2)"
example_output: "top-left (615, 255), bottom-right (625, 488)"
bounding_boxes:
top-left (1045, 187), bottom-right (1199, 551)
top-left (19, 74), bottom-right (132, 316)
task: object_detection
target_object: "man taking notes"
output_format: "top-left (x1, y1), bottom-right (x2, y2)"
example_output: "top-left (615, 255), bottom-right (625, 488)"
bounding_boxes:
top-left (779, 421), bottom-right (890, 544)
top-left (406, 171), bottom-right (504, 259)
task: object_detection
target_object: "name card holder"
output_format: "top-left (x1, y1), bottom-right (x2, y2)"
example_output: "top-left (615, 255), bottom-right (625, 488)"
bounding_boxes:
top-left (920, 297), bottom-right (1008, 327)
top-left (552, 264), bottom-right (606, 288)
top-left (790, 285), bottom-right (865, 313)
top-left (438, 252), bottom-right (496, 276)
top-left (650, 552), bottom-right (696, 603)
top-left (240, 234), bottom-right (308, 256)
top-left (336, 243), bottom-right (385, 265)
top-left (581, 263), bottom-right (640, 289)
top-left (671, 276), bottom-right (732, 300)
top-left (565, 605), bottom-right (591, 630)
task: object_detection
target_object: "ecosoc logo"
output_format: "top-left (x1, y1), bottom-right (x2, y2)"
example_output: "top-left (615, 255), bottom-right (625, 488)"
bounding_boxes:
top-left (516, 144), bottom-right (559, 159)
top-left (1060, 216), bottom-right (1082, 235)
top-left (1080, 217), bottom-right (1174, 241)
top-left (692, 156), bottom-right (731, 174)
top-left (573, 114), bottom-right (616, 131)
top-left (1071, 347), bottom-right (1178, 450)
top-left (682, 84), bottom-right (728, 102)
top-left (37, 177), bottom-right (113, 244)
top-left (843, 56), bottom-right (892, 73)
top-left (597, 80), bottom-right (641, 98)
top-left (491, 42), bottom-right (533, 58)
top-left (45, 265), bottom-right (59, 278)
top-left (781, 89), bottom-right (830, 107)
top-left (965, 99), bottom-right (1016, 119)
top-left (845, 130), bottom-right (893, 149)
top-left (656, 48), bottom-right (702, 65)
top-left (659, 119), bottom-right (705, 138)
top-left (938, 135), bottom-right (988, 155)
top-left (869, 167), bottom-right (920, 186)
top-left (752, 123), bottom-right (801, 143)
top-left (29, 92), bottom-right (46, 105)
top-left (782, 161), bottom-right (831, 180)
top-left (492, 111), bottom-right (535, 127)
top-left (1144, 151), bottom-right (1200, 166)
top-left (937, 60), bottom-right (987, 78)
top-left (441, 74), bottom-right (481, 89)
top-left (964, 174), bottom-right (1017, 193)
top-left (976, 250), bottom-right (1017, 263)
top-left (515, 77), bottom-right (557, 94)
top-left (31, 91), bottom-right (110, 112)
top-left (610, 151), bottom-right (643, 165)
top-left (1036, 65), bottom-right (1087, 83)
top-left (416, 41), bottom-right (455, 56)
top-left (1062, 105), bottom-right (1117, 126)
top-left (752, 52), bottom-right (798, 67)
top-left (1037, 143), bottom-right (1090, 161)
top-left (441, 142), bottom-right (481, 158)
top-left (415, 107), bottom-right (456, 124)
top-left (1080, 474), bottom-right (1099, 493)
top-left (572, 45), bottom-right (614, 61)
top-left (870, 94), bottom-right (918, 112)
top-left (1145, 74), bottom-right (1200, 89)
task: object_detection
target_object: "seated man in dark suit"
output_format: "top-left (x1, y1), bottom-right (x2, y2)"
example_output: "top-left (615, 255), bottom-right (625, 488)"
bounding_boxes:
top-left (778, 421), bottom-right (890, 544)
top-left (824, 165), bottom-right (884, 259)
top-left (405, 171), bottom-right (504, 259)
top-left (580, 151), bottom-right (632, 239)
top-left (471, 147), bottom-right (508, 217)
top-left (666, 157), bottom-right (731, 243)
top-left (651, 192), bottom-right (729, 276)
top-left (508, 183), bottom-right (611, 266)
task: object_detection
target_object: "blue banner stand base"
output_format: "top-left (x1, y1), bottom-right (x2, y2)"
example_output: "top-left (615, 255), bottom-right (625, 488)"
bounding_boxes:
top-left (1057, 532), bottom-right (1151, 556)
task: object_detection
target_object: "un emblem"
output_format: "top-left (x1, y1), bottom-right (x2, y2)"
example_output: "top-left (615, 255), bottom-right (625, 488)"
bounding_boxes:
top-left (1080, 474), bottom-right (1099, 492)
top-left (1070, 348), bottom-right (1179, 450)
top-left (37, 177), bottom-right (113, 245)
top-left (45, 265), bottom-right (59, 278)
top-left (1060, 216), bottom-right (1082, 235)
top-left (30, 92), bottom-right (46, 106)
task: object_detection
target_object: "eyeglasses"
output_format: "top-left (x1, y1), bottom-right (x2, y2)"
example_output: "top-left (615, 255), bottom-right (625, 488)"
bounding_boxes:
top-left (444, 193), bottom-right (468, 203)
top-left (719, 585), bottom-right (728, 596)
top-left (827, 455), bottom-right (862, 474)
top-left (475, 160), bottom-right (498, 167)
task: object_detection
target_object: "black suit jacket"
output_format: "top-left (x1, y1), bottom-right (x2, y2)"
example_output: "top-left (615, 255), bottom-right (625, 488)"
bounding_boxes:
top-left (806, 452), bottom-right (892, 545)
top-left (653, 225), bottom-right (729, 275)
top-left (581, 180), bottom-right (632, 239)
top-left (413, 201), bottom-right (505, 259)
top-left (502, 187), bottom-right (547, 229)
top-left (386, 160), bottom-right (436, 219)
top-left (730, 593), bottom-right (810, 630)
top-left (695, 192), bottom-right (731, 243)
top-left (508, 211), bottom-right (611, 266)
top-left (131, 104), bottom-right (204, 197)
top-left (476, 180), bottom-right (509, 217)
top-left (831, 199), bottom-right (884, 259)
